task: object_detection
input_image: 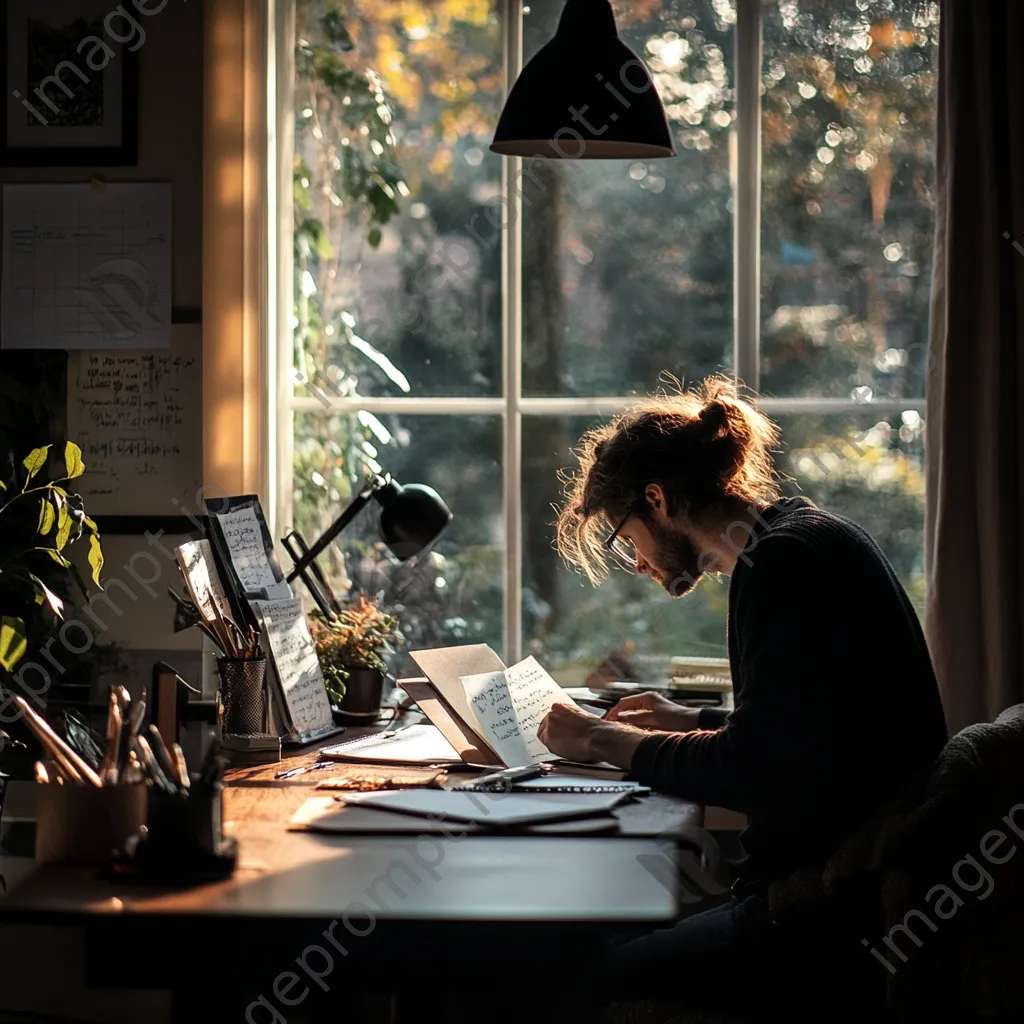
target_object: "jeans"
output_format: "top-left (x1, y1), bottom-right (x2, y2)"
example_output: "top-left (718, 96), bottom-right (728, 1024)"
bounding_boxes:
top-left (588, 894), bottom-right (887, 1017)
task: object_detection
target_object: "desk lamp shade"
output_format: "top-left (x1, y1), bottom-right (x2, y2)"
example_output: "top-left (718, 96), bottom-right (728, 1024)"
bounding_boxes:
top-left (375, 478), bottom-right (453, 561)
top-left (490, 0), bottom-right (674, 159)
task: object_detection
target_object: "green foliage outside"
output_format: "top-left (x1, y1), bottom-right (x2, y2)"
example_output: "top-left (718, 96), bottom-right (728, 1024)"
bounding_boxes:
top-left (291, 0), bottom-right (937, 681)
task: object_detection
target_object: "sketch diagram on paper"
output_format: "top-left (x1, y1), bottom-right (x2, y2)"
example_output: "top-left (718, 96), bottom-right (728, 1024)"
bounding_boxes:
top-left (1, 183), bottom-right (172, 350)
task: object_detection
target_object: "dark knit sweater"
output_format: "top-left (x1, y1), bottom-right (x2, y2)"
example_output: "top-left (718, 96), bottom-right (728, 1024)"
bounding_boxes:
top-left (629, 496), bottom-right (948, 893)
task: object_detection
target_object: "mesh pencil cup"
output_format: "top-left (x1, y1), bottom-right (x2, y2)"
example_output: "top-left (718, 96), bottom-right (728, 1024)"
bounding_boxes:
top-left (217, 656), bottom-right (268, 736)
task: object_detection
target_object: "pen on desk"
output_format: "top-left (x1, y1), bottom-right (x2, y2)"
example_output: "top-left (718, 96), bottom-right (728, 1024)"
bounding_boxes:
top-left (468, 763), bottom-right (545, 790)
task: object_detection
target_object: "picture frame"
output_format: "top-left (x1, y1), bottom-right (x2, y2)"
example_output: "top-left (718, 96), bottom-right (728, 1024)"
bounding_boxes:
top-left (2, 0), bottom-right (139, 167)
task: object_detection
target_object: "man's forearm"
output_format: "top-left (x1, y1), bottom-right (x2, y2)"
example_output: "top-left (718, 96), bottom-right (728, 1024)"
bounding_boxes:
top-left (589, 722), bottom-right (648, 771)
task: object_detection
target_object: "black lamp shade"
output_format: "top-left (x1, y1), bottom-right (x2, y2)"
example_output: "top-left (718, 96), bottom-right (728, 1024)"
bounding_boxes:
top-left (490, 0), bottom-right (674, 159)
top-left (375, 480), bottom-right (453, 561)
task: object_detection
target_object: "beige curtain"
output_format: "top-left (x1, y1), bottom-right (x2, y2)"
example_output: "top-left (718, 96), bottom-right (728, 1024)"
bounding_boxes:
top-left (926, 0), bottom-right (1024, 733)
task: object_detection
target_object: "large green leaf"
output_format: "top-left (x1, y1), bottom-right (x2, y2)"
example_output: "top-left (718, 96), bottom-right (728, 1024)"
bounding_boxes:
top-left (44, 548), bottom-right (72, 570)
top-left (28, 573), bottom-right (63, 617)
top-left (0, 617), bottom-right (27, 671)
top-left (37, 499), bottom-right (55, 536)
top-left (87, 532), bottom-right (104, 588)
top-left (64, 441), bottom-right (85, 479)
top-left (22, 445), bottom-right (51, 481)
top-left (55, 505), bottom-right (72, 550)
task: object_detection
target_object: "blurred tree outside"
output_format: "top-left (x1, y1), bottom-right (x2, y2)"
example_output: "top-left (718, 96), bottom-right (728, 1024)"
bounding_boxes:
top-left (289, 0), bottom-right (938, 681)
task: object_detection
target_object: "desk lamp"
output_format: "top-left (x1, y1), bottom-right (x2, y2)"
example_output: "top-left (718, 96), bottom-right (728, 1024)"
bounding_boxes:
top-left (281, 473), bottom-right (453, 620)
top-left (490, 0), bottom-right (675, 159)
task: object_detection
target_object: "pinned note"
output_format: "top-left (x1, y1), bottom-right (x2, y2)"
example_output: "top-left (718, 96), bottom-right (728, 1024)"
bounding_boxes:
top-left (66, 325), bottom-right (202, 515)
top-left (1, 183), bottom-right (171, 350)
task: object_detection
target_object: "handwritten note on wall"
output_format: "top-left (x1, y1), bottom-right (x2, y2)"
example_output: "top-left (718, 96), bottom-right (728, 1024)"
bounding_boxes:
top-left (66, 325), bottom-right (203, 515)
top-left (216, 507), bottom-right (280, 594)
top-left (461, 656), bottom-right (577, 766)
top-left (254, 598), bottom-right (334, 739)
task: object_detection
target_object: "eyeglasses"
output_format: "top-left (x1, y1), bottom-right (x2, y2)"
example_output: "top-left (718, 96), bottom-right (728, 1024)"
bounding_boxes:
top-left (604, 504), bottom-right (640, 573)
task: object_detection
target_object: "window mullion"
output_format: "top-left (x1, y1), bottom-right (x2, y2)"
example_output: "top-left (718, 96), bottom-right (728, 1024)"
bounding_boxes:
top-left (734, 0), bottom-right (762, 394)
top-left (501, 0), bottom-right (524, 665)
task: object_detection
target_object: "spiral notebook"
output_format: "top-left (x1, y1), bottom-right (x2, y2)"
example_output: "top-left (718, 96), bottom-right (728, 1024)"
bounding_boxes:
top-left (449, 775), bottom-right (649, 794)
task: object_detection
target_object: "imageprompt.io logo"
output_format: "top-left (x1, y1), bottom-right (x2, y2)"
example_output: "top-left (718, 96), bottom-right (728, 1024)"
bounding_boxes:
top-left (77, 258), bottom-right (163, 338)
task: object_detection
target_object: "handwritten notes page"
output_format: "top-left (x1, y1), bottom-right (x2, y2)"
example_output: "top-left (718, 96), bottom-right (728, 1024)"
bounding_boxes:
top-left (216, 507), bottom-right (283, 596)
top-left (176, 539), bottom-right (233, 623)
top-left (461, 671), bottom-right (534, 768)
top-left (461, 656), bottom-right (577, 767)
top-left (66, 325), bottom-right (202, 515)
top-left (254, 598), bottom-right (334, 740)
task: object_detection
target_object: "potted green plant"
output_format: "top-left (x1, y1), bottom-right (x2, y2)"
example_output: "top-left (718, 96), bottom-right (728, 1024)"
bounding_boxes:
top-left (0, 442), bottom-right (105, 782)
top-left (309, 593), bottom-right (404, 721)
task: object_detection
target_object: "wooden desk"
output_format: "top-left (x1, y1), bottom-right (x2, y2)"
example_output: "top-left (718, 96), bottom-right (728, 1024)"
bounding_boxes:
top-left (0, 717), bottom-right (702, 1023)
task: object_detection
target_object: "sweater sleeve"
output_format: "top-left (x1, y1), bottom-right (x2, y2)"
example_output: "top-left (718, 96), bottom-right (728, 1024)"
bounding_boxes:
top-left (698, 707), bottom-right (731, 730)
top-left (628, 536), bottom-right (820, 810)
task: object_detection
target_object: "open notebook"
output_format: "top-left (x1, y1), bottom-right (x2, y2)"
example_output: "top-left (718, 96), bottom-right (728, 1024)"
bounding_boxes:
top-left (405, 645), bottom-right (581, 768)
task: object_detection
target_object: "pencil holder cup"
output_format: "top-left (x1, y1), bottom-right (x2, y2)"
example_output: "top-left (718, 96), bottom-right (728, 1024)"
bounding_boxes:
top-left (145, 781), bottom-right (224, 857)
top-left (218, 657), bottom-right (267, 736)
top-left (35, 781), bottom-right (147, 864)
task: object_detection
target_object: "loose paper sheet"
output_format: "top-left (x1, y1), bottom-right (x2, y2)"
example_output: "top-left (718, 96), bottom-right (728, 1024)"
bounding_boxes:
top-left (217, 507), bottom-right (281, 595)
top-left (461, 656), bottom-right (578, 766)
top-left (2, 183), bottom-right (171, 349)
top-left (176, 539), bottom-right (233, 623)
top-left (253, 598), bottom-right (333, 740)
top-left (336, 788), bottom-right (628, 826)
top-left (320, 724), bottom-right (461, 765)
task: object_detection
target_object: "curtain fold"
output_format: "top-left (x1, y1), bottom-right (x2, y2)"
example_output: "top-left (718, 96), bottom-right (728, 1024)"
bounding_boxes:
top-left (926, 0), bottom-right (1024, 732)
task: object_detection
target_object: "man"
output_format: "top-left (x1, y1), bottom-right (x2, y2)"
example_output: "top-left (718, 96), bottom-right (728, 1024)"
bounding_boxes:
top-left (538, 375), bottom-right (948, 1013)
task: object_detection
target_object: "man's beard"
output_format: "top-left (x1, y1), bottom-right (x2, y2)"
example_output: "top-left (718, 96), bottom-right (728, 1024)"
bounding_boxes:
top-left (646, 518), bottom-right (704, 597)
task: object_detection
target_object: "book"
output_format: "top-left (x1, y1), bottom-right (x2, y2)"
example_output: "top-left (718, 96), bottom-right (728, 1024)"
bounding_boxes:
top-left (407, 645), bottom-right (585, 769)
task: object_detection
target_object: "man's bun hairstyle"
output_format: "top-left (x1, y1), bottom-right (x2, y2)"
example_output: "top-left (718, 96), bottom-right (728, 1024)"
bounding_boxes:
top-left (556, 375), bottom-right (782, 583)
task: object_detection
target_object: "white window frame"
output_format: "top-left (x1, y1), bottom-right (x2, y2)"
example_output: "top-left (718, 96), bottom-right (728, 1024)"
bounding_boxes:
top-left (269, 0), bottom-right (927, 665)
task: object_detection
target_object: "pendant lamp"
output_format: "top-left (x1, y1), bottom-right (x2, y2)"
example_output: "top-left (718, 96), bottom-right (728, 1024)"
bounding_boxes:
top-left (490, 0), bottom-right (675, 159)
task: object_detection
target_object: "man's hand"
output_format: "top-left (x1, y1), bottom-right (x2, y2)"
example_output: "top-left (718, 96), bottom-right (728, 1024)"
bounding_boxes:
top-left (604, 691), bottom-right (701, 733)
top-left (538, 703), bottom-right (647, 769)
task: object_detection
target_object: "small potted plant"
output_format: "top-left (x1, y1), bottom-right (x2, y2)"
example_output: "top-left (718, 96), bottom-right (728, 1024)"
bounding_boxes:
top-left (309, 593), bottom-right (404, 721)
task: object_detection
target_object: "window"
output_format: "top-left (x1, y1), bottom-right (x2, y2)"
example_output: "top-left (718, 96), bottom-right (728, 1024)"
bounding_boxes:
top-left (277, 0), bottom-right (939, 682)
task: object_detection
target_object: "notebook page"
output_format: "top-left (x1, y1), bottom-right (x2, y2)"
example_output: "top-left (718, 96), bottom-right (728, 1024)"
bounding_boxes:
top-left (504, 656), bottom-right (578, 761)
top-left (460, 671), bottom-right (534, 767)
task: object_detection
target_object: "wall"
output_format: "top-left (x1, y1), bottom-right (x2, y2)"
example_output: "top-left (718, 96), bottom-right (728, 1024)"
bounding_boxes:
top-left (0, 0), bottom-right (207, 700)
top-left (0, 5), bottom-right (204, 1021)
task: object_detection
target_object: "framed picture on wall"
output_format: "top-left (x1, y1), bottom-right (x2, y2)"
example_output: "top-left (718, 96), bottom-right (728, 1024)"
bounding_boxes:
top-left (2, 0), bottom-right (139, 167)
